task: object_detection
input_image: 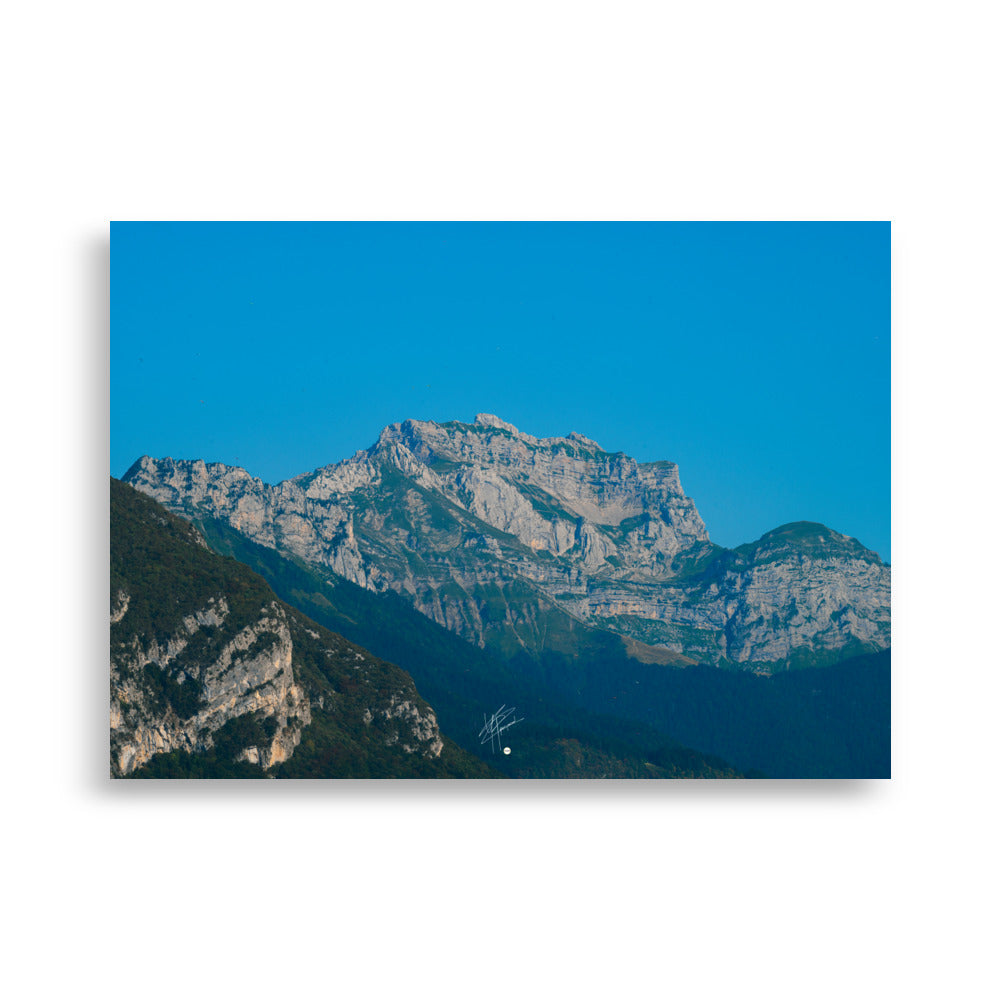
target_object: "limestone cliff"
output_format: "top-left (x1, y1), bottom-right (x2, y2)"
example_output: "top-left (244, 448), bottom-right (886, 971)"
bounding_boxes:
top-left (124, 415), bottom-right (890, 670)
top-left (111, 596), bottom-right (310, 775)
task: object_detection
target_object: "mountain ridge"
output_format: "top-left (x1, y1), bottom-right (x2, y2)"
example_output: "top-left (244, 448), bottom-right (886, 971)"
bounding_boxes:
top-left (124, 413), bottom-right (890, 671)
top-left (181, 509), bottom-right (888, 778)
top-left (112, 477), bottom-right (751, 778)
top-left (110, 477), bottom-right (496, 778)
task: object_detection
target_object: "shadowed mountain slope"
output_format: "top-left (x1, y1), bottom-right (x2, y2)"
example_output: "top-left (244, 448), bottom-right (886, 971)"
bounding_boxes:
top-left (190, 513), bottom-right (888, 778)
top-left (113, 478), bottom-right (748, 778)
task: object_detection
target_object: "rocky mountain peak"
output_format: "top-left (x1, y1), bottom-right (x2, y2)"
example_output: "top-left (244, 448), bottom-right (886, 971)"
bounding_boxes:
top-left (566, 430), bottom-right (603, 450)
top-left (123, 414), bottom-right (889, 670)
top-left (474, 412), bottom-right (521, 434)
top-left (740, 521), bottom-right (885, 566)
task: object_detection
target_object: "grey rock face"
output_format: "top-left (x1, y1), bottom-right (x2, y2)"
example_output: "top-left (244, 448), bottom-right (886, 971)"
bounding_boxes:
top-left (110, 596), bottom-right (311, 776)
top-left (125, 415), bottom-right (890, 670)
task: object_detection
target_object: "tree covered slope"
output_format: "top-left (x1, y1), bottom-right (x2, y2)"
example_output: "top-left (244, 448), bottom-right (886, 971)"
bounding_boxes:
top-left (111, 477), bottom-right (495, 778)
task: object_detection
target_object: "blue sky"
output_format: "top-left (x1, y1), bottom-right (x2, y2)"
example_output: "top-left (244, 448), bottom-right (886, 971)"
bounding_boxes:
top-left (111, 222), bottom-right (890, 560)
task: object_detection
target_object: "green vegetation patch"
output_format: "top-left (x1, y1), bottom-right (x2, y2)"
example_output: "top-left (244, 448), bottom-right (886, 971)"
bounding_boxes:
top-left (129, 749), bottom-right (266, 779)
top-left (111, 478), bottom-right (274, 653)
top-left (212, 711), bottom-right (278, 761)
top-left (428, 458), bottom-right (464, 474)
top-left (141, 662), bottom-right (204, 719)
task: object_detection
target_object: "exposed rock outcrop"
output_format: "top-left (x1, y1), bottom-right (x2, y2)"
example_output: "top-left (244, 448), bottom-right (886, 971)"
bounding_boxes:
top-left (124, 416), bottom-right (889, 670)
top-left (111, 477), bottom-right (464, 777)
top-left (110, 596), bottom-right (310, 775)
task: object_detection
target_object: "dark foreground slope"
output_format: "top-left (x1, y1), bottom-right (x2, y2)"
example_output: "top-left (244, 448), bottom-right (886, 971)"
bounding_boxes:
top-left (113, 478), bottom-right (744, 778)
top-left (111, 477), bottom-right (494, 778)
top-left (189, 511), bottom-right (750, 777)
top-left (528, 645), bottom-right (890, 778)
top-left (193, 515), bottom-right (887, 777)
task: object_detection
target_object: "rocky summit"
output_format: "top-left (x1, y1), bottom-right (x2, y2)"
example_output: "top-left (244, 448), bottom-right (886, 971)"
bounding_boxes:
top-left (124, 414), bottom-right (890, 671)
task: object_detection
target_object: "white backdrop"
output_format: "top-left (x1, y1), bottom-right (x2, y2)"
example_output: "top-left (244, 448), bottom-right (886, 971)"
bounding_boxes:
top-left (5, 2), bottom-right (997, 997)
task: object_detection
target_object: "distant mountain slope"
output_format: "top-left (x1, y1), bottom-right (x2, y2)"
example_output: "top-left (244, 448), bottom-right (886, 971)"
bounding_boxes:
top-left (189, 513), bottom-right (888, 778)
top-left (547, 647), bottom-right (891, 779)
top-left (111, 477), bottom-right (494, 778)
top-left (124, 413), bottom-right (889, 671)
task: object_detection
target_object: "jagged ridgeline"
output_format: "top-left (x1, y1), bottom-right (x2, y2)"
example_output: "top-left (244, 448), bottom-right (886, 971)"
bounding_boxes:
top-left (118, 414), bottom-right (890, 777)
top-left (110, 477), bottom-right (496, 778)
top-left (125, 413), bottom-right (890, 673)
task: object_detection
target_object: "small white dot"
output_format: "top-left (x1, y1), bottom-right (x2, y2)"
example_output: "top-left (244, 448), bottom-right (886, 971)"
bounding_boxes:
top-left (503, 746), bottom-right (511, 755)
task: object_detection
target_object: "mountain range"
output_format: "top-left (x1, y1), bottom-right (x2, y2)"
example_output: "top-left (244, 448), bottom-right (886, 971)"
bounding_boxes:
top-left (125, 413), bottom-right (890, 671)
top-left (111, 476), bottom-right (745, 778)
top-left (114, 413), bottom-right (891, 778)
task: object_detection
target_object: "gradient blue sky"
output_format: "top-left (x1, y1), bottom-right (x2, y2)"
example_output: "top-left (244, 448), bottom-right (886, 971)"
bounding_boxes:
top-left (111, 222), bottom-right (890, 560)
